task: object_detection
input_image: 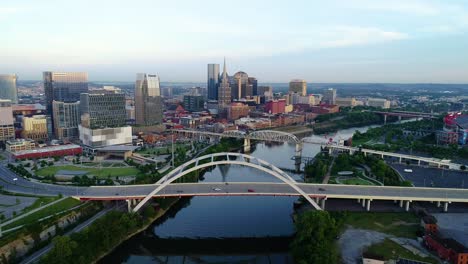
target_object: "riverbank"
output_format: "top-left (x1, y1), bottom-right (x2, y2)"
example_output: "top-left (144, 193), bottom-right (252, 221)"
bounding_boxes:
top-left (94, 138), bottom-right (245, 262)
top-left (92, 198), bottom-right (180, 264)
top-left (310, 111), bottom-right (390, 135)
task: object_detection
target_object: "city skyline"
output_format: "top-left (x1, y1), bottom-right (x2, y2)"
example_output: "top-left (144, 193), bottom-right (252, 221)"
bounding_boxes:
top-left (1, 0), bottom-right (468, 83)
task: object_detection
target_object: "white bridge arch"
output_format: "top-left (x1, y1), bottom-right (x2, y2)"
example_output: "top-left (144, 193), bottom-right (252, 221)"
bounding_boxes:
top-left (132, 152), bottom-right (322, 212)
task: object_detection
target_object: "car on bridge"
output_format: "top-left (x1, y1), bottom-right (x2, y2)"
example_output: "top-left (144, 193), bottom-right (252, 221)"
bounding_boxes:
top-left (212, 188), bottom-right (221, 191)
top-left (247, 189), bottom-right (255, 192)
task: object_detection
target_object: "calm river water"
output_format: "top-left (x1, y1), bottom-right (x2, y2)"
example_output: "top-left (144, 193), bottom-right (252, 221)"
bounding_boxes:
top-left (100, 126), bottom-right (377, 264)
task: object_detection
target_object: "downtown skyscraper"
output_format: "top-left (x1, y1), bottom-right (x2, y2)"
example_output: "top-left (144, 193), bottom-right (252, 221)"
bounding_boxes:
top-left (217, 59), bottom-right (231, 111)
top-left (43, 72), bottom-right (88, 114)
top-left (0, 74), bottom-right (18, 104)
top-left (207, 64), bottom-right (219, 100)
top-left (135, 73), bottom-right (163, 126)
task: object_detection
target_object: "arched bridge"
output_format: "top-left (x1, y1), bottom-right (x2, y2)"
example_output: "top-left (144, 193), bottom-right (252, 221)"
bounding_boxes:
top-left (133, 152), bottom-right (322, 212)
top-left (172, 129), bottom-right (309, 155)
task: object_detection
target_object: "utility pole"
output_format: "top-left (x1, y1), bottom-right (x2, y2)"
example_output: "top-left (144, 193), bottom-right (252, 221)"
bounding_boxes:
top-left (171, 132), bottom-right (175, 168)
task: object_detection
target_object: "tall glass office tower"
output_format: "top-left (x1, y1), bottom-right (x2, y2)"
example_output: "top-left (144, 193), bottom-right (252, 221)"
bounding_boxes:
top-left (0, 74), bottom-right (18, 104)
top-left (135, 73), bottom-right (163, 125)
top-left (207, 64), bottom-right (219, 100)
top-left (43, 72), bottom-right (88, 115)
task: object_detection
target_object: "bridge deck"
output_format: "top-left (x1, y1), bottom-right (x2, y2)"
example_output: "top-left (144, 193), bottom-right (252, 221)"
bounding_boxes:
top-left (76, 182), bottom-right (468, 203)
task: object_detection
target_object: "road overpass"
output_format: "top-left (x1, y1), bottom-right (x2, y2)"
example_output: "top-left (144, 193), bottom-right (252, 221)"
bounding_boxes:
top-left (325, 145), bottom-right (463, 170)
top-left (367, 110), bottom-right (438, 124)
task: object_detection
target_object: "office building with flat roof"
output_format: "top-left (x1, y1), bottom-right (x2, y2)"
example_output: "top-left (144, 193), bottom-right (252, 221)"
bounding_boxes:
top-left (135, 73), bottom-right (163, 125)
top-left (207, 64), bottom-right (219, 100)
top-left (52, 101), bottom-right (80, 141)
top-left (289, 79), bottom-right (307, 96)
top-left (0, 99), bottom-right (15, 144)
top-left (0, 74), bottom-right (18, 104)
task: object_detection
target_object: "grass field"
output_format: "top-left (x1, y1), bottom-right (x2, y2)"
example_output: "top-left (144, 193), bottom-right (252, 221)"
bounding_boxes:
top-left (341, 177), bottom-right (375, 185)
top-left (3, 197), bottom-right (81, 230)
top-left (35, 165), bottom-right (139, 178)
top-left (21, 196), bottom-right (59, 214)
top-left (342, 212), bottom-right (421, 238)
top-left (136, 143), bottom-right (190, 155)
top-left (366, 238), bottom-right (438, 263)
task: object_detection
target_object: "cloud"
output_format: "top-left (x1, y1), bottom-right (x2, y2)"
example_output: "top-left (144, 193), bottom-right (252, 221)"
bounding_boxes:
top-left (0, 7), bottom-right (17, 15)
top-left (318, 26), bottom-right (409, 48)
top-left (344, 0), bottom-right (440, 16)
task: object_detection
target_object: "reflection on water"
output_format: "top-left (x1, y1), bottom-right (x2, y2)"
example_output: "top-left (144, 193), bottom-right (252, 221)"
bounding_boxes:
top-left (101, 125), bottom-right (378, 263)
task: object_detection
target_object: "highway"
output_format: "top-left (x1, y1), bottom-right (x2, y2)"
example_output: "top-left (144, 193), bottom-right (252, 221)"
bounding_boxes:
top-left (0, 161), bottom-right (87, 196)
top-left (76, 182), bottom-right (468, 204)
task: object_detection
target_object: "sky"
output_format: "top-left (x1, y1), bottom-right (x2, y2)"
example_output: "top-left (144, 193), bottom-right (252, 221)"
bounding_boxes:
top-left (1, 0), bottom-right (468, 83)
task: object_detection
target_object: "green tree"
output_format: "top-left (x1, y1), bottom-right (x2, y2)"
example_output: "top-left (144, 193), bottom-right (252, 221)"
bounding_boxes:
top-left (291, 211), bottom-right (339, 264)
top-left (41, 236), bottom-right (77, 264)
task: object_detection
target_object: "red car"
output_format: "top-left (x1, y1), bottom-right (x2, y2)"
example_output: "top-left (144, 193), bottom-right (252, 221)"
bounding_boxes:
top-left (247, 189), bottom-right (255, 193)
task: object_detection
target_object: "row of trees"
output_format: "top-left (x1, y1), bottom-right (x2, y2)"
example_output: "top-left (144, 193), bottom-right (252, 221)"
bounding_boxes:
top-left (39, 211), bottom-right (149, 264)
top-left (7, 163), bottom-right (32, 178)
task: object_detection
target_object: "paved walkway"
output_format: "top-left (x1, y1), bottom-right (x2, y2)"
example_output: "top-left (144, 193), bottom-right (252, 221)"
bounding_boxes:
top-left (20, 206), bottom-right (115, 264)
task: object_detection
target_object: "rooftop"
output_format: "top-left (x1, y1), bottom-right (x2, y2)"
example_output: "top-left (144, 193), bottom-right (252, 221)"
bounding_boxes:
top-left (96, 145), bottom-right (139, 152)
top-left (12, 144), bottom-right (82, 156)
top-left (56, 170), bottom-right (88, 176)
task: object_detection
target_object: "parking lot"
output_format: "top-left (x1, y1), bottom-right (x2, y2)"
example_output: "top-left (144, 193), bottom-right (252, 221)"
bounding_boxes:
top-left (391, 164), bottom-right (468, 189)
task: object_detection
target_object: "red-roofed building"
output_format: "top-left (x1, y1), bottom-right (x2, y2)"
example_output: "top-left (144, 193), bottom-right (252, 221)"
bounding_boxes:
top-left (424, 234), bottom-right (468, 264)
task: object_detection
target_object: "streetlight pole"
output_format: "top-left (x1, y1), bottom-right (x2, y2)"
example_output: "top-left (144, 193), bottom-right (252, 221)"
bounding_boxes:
top-left (171, 133), bottom-right (175, 168)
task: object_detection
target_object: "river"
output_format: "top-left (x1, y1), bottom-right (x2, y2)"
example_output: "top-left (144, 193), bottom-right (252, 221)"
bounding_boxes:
top-left (100, 125), bottom-right (377, 264)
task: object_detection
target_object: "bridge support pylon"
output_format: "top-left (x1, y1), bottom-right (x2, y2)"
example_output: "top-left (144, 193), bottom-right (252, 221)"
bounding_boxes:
top-left (366, 199), bottom-right (372, 211)
top-left (295, 143), bottom-right (303, 172)
top-left (320, 198), bottom-right (327, 210)
top-left (244, 138), bottom-right (251, 153)
top-left (443, 202), bottom-right (450, 212)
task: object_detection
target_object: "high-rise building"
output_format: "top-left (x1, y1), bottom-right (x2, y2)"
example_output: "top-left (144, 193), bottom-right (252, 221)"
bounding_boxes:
top-left (79, 92), bottom-right (131, 148)
top-left (80, 93), bottom-right (127, 129)
top-left (43, 72), bottom-right (88, 115)
top-left (249, 77), bottom-right (258, 96)
top-left (289, 79), bottom-right (307, 96)
top-left (230, 72), bottom-right (257, 100)
top-left (52, 101), bottom-right (80, 141)
top-left (183, 95), bottom-right (204, 112)
top-left (135, 73), bottom-right (163, 125)
top-left (0, 99), bottom-right (15, 145)
top-left (22, 115), bottom-right (48, 142)
top-left (207, 64), bottom-right (220, 100)
top-left (218, 58), bottom-right (231, 111)
top-left (257, 86), bottom-right (273, 96)
top-left (231, 71), bottom-right (249, 100)
top-left (323, 88), bottom-right (337, 105)
top-left (0, 74), bottom-right (18, 104)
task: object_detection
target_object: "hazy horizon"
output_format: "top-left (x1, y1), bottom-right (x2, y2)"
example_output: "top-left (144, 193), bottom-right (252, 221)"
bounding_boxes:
top-left (2, 0), bottom-right (468, 83)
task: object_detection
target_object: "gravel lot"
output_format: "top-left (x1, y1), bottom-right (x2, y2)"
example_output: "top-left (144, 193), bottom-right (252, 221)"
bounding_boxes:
top-left (338, 228), bottom-right (390, 264)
